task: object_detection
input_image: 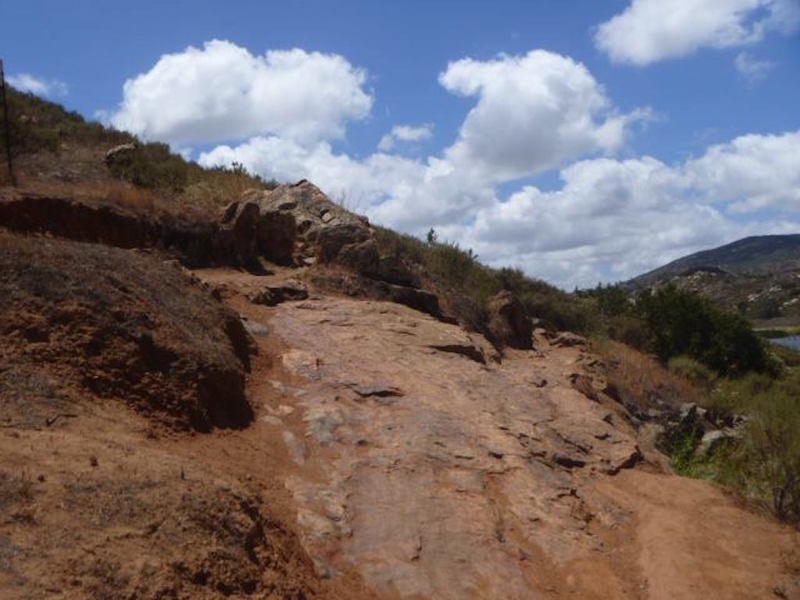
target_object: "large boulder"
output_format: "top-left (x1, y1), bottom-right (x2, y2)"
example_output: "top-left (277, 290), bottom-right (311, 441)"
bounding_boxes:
top-left (103, 142), bottom-right (138, 166)
top-left (245, 181), bottom-right (378, 273)
top-left (488, 290), bottom-right (534, 349)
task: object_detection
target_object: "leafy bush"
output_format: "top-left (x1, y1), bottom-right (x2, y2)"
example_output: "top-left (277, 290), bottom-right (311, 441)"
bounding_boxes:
top-left (673, 368), bottom-right (800, 523)
top-left (605, 313), bottom-right (650, 348)
top-left (771, 343), bottom-right (800, 368)
top-left (752, 296), bottom-right (782, 319)
top-left (592, 283), bottom-right (630, 317)
top-left (637, 284), bottom-right (772, 376)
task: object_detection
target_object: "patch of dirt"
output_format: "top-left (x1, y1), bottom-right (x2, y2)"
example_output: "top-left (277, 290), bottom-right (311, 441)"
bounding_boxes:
top-left (0, 406), bottom-right (367, 600)
top-left (0, 231), bottom-right (254, 432)
top-left (592, 470), bottom-right (800, 600)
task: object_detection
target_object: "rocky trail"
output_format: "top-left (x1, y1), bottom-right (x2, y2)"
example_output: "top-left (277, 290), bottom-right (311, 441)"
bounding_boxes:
top-left (194, 265), bottom-right (800, 599)
top-left (1, 181), bottom-right (799, 598)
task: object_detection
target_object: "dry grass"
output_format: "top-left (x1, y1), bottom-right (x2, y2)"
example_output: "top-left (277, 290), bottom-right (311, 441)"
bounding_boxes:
top-left (180, 165), bottom-right (272, 212)
top-left (593, 339), bottom-right (699, 411)
top-left (10, 179), bottom-right (187, 218)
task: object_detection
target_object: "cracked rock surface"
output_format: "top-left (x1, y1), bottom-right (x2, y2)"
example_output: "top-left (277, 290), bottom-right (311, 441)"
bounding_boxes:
top-left (195, 267), bottom-right (800, 600)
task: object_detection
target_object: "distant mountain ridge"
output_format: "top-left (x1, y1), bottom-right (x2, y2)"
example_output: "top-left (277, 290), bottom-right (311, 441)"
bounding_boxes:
top-left (629, 234), bottom-right (800, 288)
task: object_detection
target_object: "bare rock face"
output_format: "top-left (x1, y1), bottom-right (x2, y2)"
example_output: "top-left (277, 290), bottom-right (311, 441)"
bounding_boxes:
top-left (488, 290), bottom-right (534, 349)
top-left (310, 271), bottom-right (442, 320)
top-left (253, 293), bottom-right (647, 598)
top-left (257, 207), bottom-right (297, 266)
top-left (103, 141), bottom-right (138, 165)
top-left (248, 280), bottom-right (309, 306)
top-left (219, 200), bottom-right (261, 266)
top-left (245, 181), bottom-right (380, 275)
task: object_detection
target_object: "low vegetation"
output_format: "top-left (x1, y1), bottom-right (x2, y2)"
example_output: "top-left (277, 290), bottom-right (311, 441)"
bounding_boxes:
top-left (586, 282), bottom-right (797, 523)
top-left (1, 84), bottom-right (131, 159)
top-left (374, 226), bottom-right (598, 335)
top-left (678, 366), bottom-right (800, 523)
top-left (0, 86), bottom-right (276, 211)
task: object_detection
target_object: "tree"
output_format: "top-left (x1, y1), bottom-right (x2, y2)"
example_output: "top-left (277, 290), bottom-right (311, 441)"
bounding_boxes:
top-left (637, 284), bottom-right (769, 376)
top-left (426, 227), bottom-right (438, 245)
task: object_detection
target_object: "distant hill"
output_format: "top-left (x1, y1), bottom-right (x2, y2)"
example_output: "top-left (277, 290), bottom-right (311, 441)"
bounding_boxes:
top-left (628, 235), bottom-right (800, 325)
top-left (630, 235), bottom-right (800, 287)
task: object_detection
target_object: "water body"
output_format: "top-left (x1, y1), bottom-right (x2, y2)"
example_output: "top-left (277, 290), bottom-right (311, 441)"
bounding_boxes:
top-left (772, 335), bottom-right (800, 350)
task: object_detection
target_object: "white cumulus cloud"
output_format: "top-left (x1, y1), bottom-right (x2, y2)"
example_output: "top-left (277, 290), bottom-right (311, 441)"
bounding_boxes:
top-left (7, 73), bottom-right (68, 97)
top-left (202, 49), bottom-right (648, 233)
top-left (439, 50), bottom-right (651, 180)
top-left (378, 123), bottom-right (433, 151)
top-left (595, 0), bottom-right (800, 65)
top-left (686, 130), bottom-right (800, 211)
top-left (106, 40), bottom-right (372, 146)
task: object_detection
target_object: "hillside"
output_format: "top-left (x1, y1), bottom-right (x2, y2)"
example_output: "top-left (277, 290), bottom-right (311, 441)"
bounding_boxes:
top-left (628, 235), bottom-right (800, 325)
top-left (1, 89), bottom-right (800, 599)
top-left (631, 235), bottom-right (800, 285)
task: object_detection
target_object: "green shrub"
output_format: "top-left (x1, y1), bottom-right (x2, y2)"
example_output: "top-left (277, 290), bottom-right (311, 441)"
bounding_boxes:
top-left (668, 425), bottom-right (705, 474)
top-left (688, 370), bottom-right (800, 523)
top-left (743, 388), bottom-right (800, 520)
top-left (753, 296), bottom-right (782, 319)
top-left (637, 284), bottom-right (771, 376)
top-left (592, 283), bottom-right (630, 317)
top-left (605, 313), bottom-right (650, 348)
top-left (770, 343), bottom-right (800, 368)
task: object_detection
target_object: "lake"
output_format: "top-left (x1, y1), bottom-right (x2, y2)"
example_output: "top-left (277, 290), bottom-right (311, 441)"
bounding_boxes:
top-left (772, 335), bottom-right (800, 350)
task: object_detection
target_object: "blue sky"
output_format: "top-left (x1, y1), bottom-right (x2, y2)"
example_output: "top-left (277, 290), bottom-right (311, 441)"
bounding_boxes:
top-left (4, 0), bottom-right (800, 287)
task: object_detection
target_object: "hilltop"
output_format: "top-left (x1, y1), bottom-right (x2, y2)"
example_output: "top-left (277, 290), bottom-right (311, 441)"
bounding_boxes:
top-left (631, 235), bottom-right (800, 285)
top-left (1, 88), bottom-right (799, 599)
top-left (628, 235), bottom-right (800, 325)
